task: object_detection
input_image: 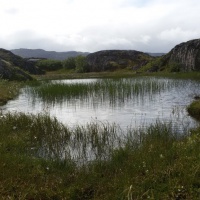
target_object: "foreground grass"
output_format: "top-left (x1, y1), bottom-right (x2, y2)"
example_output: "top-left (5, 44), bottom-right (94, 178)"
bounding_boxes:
top-left (0, 112), bottom-right (200, 199)
top-left (0, 79), bottom-right (23, 105)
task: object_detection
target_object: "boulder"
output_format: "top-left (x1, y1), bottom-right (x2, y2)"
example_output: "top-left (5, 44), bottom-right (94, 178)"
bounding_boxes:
top-left (86, 50), bottom-right (152, 72)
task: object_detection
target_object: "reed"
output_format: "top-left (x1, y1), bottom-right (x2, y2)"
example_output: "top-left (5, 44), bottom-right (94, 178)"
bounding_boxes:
top-left (26, 77), bottom-right (190, 107)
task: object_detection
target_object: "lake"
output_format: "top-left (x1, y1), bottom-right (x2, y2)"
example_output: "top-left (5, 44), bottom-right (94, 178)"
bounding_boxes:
top-left (1, 76), bottom-right (200, 133)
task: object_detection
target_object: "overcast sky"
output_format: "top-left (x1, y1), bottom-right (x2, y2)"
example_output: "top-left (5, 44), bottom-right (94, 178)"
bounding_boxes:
top-left (0, 0), bottom-right (199, 53)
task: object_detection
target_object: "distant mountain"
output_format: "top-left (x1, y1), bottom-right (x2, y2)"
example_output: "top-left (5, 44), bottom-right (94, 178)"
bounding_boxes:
top-left (11, 48), bottom-right (90, 60)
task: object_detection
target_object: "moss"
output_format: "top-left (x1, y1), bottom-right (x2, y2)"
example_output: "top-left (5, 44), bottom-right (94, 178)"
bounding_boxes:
top-left (187, 100), bottom-right (200, 120)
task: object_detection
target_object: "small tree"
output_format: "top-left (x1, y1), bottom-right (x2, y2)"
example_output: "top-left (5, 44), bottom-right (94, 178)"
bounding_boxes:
top-left (63, 57), bottom-right (76, 70)
top-left (75, 55), bottom-right (89, 73)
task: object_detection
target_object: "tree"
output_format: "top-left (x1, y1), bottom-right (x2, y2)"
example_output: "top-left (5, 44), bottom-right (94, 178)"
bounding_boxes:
top-left (63, 57), bottom-right (76, 70)
top-left (75, 55), bottom-right (89, 73)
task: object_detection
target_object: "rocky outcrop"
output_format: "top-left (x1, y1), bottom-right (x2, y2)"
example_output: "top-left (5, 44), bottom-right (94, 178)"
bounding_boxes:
top-left (160, 39), bottom-right (200, 71)
top-left (86, 50), bottom-right (152, 72)
top-left (0, 58), bottom-right (33, 80)
top-left (0, 48), bottom-right (45, 80)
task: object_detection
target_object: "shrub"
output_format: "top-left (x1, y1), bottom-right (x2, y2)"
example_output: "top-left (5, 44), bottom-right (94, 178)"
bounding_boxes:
top-left (37, 60), bottom-right (63, 71)
top-left (63, 57), bottom-right (76, 70)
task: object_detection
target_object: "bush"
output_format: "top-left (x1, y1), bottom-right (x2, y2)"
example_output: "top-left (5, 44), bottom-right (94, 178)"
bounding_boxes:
top-left (63, 57), bottom-right (76, 70)
top-left (75, 55), bottom-right (89, 73)
top-left (37, 60), bottom-right (63, 71)
top-left (187, 100), bottom-right (200, 120)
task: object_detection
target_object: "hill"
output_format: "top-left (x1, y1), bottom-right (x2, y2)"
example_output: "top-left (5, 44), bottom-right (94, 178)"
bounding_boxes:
top-left (86, 50), bottom-right (153, 72)
top-left (0, 48), bottom-right (43, 80)
top-left (11, 48), bottom-right (89, 60)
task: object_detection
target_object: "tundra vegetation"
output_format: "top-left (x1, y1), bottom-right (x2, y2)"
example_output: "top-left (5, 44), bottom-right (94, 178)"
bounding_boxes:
top-left (1, 74), bottom-right (200, 199)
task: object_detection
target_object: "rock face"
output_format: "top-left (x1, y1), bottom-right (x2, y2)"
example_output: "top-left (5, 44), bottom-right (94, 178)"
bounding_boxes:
top-left (0, 59), bottom-right (33, 80)
top-left (160, 39), bottom-right (200, 71)
top-left (86, 50), bottom-right (152, 72)
top-left (0, 48), bottom-right (44, 80)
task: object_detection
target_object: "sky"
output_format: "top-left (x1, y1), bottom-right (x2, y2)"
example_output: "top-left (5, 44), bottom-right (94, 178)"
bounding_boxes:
top-left (0, 0), bottom-right (200, 53)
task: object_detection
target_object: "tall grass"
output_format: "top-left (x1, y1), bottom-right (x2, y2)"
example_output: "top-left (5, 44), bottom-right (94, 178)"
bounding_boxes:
top-left (1, 111), bottom-right (199, 199)
top-left (26, 77), bottom-right (192, 106)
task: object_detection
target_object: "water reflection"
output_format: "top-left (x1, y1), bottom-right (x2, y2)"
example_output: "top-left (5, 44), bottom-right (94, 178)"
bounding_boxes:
top-left (1, 77), bottom-right (200, 132)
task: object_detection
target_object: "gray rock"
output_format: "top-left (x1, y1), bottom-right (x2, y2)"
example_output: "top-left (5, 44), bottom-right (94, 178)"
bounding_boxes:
top-left (160, 39), bottom-right (200, 71)
top-left (86, 50), bottom-right (152, 72)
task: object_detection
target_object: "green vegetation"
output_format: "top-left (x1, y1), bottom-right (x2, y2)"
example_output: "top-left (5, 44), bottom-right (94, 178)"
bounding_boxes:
top-left (36, 55), bottom-right (89, 73)
top-left (37, 59), bottom-right (63, 71)
top-left (26, 77), bottom-right (186, 105)
top-left (0, 111), bottom-right (200, 199)
top-left (138, 57), bottom-right (162, 72)
top-left (187, 99), bottom-right (200, 120)
top-left (0, 78), bottom-right (22, 105)
top-left (63, 57), bottom-right (76, 70)
top-left (1, 71), bottom-right (200, 199)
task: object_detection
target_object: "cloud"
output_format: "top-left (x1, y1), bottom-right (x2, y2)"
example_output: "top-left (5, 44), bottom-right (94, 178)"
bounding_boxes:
top-left (158, 28), bottom-right (198, 42)
top-left (0, 0), bottom-right (200, 53)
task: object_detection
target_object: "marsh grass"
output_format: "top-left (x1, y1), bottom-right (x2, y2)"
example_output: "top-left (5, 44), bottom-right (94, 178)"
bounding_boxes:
top-left (26, 77), bottom-right (190, 107)
top-left (0, 111), bottom-right (200, 199)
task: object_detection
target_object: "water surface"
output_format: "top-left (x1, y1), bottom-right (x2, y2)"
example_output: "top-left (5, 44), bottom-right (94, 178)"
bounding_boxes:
top-left (1, 77), bottom-right (200, 132)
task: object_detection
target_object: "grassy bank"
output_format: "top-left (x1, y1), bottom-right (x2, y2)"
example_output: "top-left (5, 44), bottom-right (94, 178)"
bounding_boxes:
top-left (187, 99), bottom-right (200, 120)
top-left (0, 112), bottom-right (200, 199)
top-left (34, 69), bottom-right (200, 81)
top-left (0, 79), bottom-right (23, 105)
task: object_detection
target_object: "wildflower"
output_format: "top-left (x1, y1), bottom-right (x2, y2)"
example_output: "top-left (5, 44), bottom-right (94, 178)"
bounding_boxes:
top-left (13, 126), bottom-right (17, 130)
top-left (46, 167), bottom-right (49, 170)
top-left (160, 154), bottom-right (164, 159)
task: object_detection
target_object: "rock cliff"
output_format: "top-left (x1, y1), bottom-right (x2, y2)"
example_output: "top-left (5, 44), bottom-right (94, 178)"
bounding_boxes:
top-left (86, 50), bottom-right (152, 72)
top-left (0, 58), bottom-right (33, 80)
top-left (160, 39), bottom-right (200, 71)
top-left (0, 48), bottom-right (44, 80)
